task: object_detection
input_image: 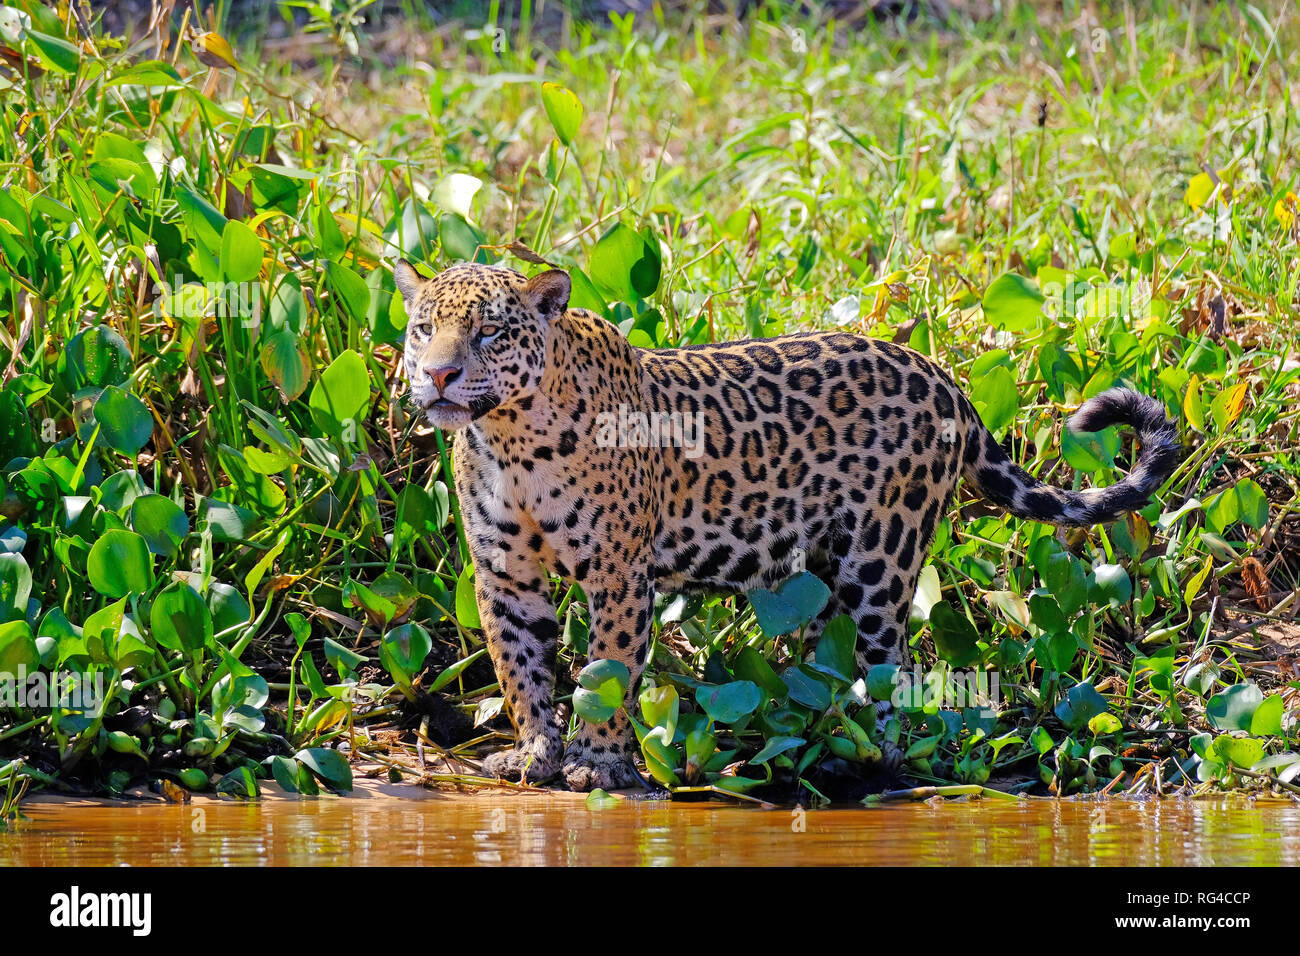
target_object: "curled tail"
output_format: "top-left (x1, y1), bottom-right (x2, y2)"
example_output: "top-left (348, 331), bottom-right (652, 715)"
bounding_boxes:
top-left (961, 387), bottom-right (1180, 527)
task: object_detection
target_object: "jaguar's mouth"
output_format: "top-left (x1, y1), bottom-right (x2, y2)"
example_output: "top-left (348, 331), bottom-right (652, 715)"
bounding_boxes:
top-left (426, 397), bottom-right (470, 414)
top-left (421, 397), bottom-right (475, 430)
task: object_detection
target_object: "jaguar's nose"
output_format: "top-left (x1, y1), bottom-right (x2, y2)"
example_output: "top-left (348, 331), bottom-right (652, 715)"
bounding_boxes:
top-left (426, 365), bottom-right (462, 394)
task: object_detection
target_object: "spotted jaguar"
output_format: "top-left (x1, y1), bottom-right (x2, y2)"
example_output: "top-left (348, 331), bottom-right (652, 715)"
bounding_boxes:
top-left (395, 260), bottom-right (1179, 791)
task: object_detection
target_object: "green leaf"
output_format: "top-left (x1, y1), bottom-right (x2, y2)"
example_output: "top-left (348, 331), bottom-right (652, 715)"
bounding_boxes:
top-left (129, 494), bottom-right (188, 556)
top-left (750, 735), bottom-right (805, 765)
top-left (811, 614), bottom-right (857, 682)
top-left (0, 619), bottom-right (39, 673)
top-left (929, 601), bottom-right (981, 667)
top-left (746, 571), bottom-right (831, 638)
top-left (92, 385), bottom-right (152, 456)
top-left (323, 635), bottom-right (365, 678)
top-left (0, 552), bottom-right (32, 624)
top-left (1088, 712), bottom-right (1123, 735)
top-left (209, 582), bottom-right (251, 638)
top-left (971, 364), bottom-right (1018, 434)
top-left (782, 664), bottom-right (832, 711)
top-left (982, 273), bottom-right (1044, 332)
top-left (864, 664), bottom-right (900, 702)
top-left (589, 222), bottom-right (661, 303)
top-left (295, 747), bottom-right (353, 791)
top-left (1054, 681), bottom-right (1107, 731)
top-left (733, 645), bottom-right (788, 699)
top-left (150, 582), bottom-right (214, 653)
top-left (455, 564), bottom-right (481, 629)
top-left (640, 727), bottom-right (681, 785)
top-left (639, 684), bottom-right (679, 740)
top-left (439, 213), bottom-right (488, 262)
top-left (541, 82), bottom-right (584, 145)
top-left (270, 755), bottom-right (302, 793)
top-left (695, 680), bottom-right (761, 724)
top-left (585, 788), bottom-right (619, 809)
top-left (1062, 427), bottom-right (1120, 472)
top-left (1207, 682), bottom-right (1263, 732)
top-left (220, 219), bottom-right (263, 283)
top-left (62, 325), bottom-right (132, 391)
top-left (574, 687), bottom-right (618, 724)
top-left (1089, 563), bottom-right (1132, 608)
top-left (1234, 478), bottom-right (1269, 531)
top-left (325, 261), bottom-right (371, 323)
top-left (578, 658), bottom-right (631, 710)
top-left (26, 29), bottom-right (80, 74)
top-left (215, 766), bottom-right (259, 799)
top-left (1034, 631), bottom-right (1076, 673)
top-left (259, 331), bottom-right (312, 402)
top-left (1250, 694), bottom-right (1284, 737)
top-left (87, 529), bottom-right (154, 598)
top-left (379, 622), bottom-right (432, 687)
top-left (1212, 735), bottom-right (1265, 770)
top-left (309, 349), bottom-right (371, 438)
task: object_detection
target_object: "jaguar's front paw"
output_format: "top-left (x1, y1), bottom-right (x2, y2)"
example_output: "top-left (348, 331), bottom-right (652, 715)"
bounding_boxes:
top-left (481, 736), bottom-right (561, 784)
top-left (561, 744), bottom-right (643, 792)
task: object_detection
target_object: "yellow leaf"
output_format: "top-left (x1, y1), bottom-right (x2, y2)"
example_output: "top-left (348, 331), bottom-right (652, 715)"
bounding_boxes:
top-left (192, 32), bottom-right (239, 71)
top-left (1183, 554), bottom-right (1214, 607)
top-left (1221, 382), bottom-right (1248, 426)
top-left (1185, 172), bottom-right (1215, 210)
top-left (1183, 374), bottom-right (1204, 431)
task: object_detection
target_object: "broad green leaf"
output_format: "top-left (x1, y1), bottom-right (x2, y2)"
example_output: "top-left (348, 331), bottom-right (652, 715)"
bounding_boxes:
top-left (589, 222), bottom-right (660, 303)
top-left (971, 364), bottom-right (1018, 434)
top-left (129, 494), bottom-right (188, 556)
top-left (309, 349), bottom-right (371, 438)
top-left (87, 529), bottom-right (154, 598)
top-left (540, 82), bottom-right (584, 145)
top-left (1207, 682), bottom-right (1263, 732)
top-left (260, 331), bottom-right (312, 402)
top-left (220, 219), bottom-right (263, 283)
top-left (1054, 681), bottom-right (1107, 731)
top-left (295, 747), bottom-right (353, 791)
top-left (930, 601), bottom-right (981, 667)
top-left (695, 680), bottom-right (761, 724)
top-left (747, 571), bottom-right (831, 638)
top-left (455, 564), bottom-right (481, 629)
top-left (150, 582), bottom-right (213, 653)
top-left (0, 619), bottom-right (39, 673)
top-left (379, 622), bottom-right (432, 686)
top-left (811, 614), bottom-right (857, 682)
top-left (982, 273), bottom-right (1044, 331)
top-left (750, 735), bottom-right (805, 765)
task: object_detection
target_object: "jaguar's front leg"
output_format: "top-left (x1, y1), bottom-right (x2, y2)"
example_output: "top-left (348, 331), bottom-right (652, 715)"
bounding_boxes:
top-left (561, 569), bottom-right (653, 791)
top-left (476, 565), bottom-right (564, 784)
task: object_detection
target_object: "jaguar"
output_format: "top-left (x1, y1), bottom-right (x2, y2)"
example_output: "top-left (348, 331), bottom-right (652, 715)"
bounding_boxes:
top-left (395, 259), bottom-right (1179, 791)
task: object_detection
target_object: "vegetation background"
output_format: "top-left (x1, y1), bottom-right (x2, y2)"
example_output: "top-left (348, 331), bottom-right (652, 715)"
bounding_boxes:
top-left (1, 0), bottom-right (1299, 809)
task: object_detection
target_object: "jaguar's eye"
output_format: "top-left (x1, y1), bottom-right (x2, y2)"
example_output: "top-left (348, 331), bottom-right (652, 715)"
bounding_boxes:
top-left (414, 323), bottom-right (432, 337)
top-left (476, 324), bottom-right (503, 344)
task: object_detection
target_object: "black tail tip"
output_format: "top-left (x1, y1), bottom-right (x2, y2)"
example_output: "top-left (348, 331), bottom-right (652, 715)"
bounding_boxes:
top-left (1068, 386), bottom-right (1183, 485)
top-left (1069, 387), bottom-right (1172, 437)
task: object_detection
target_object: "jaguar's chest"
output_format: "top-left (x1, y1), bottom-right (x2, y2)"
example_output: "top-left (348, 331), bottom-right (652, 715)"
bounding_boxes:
top-left (454, 426), bottom-right (616, 574)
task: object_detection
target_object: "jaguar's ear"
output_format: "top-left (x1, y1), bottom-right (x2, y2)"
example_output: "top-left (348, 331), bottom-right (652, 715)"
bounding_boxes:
top-left (394, 259), bottom-right (425, 301)
top-left (524, 269), bottom-right (571, 322)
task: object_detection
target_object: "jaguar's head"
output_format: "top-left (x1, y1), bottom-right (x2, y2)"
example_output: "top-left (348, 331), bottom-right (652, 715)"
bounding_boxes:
top-left (395, 261), bottom-right (571, 430)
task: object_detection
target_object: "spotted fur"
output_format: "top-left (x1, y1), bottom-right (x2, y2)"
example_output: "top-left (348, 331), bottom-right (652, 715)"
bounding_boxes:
top-left (396, 260), bottom-right (1179, 790)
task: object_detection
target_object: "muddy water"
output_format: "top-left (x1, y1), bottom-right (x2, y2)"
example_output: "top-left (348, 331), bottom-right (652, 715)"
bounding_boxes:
top-left (3, 791), bottom-right (1298, 866)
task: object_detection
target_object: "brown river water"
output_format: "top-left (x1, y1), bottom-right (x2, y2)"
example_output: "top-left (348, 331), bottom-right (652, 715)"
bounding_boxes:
top-left (3, 786), bottom-right (1298, 865)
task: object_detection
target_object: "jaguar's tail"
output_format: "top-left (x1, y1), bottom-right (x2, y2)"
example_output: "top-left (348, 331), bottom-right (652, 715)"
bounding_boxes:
top-left (960, 387), bottom-right (1180, 527)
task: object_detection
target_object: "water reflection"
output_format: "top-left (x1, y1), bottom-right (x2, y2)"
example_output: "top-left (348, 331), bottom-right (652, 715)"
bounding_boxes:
top-left (2, 794), bottom-right (1296, 866)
